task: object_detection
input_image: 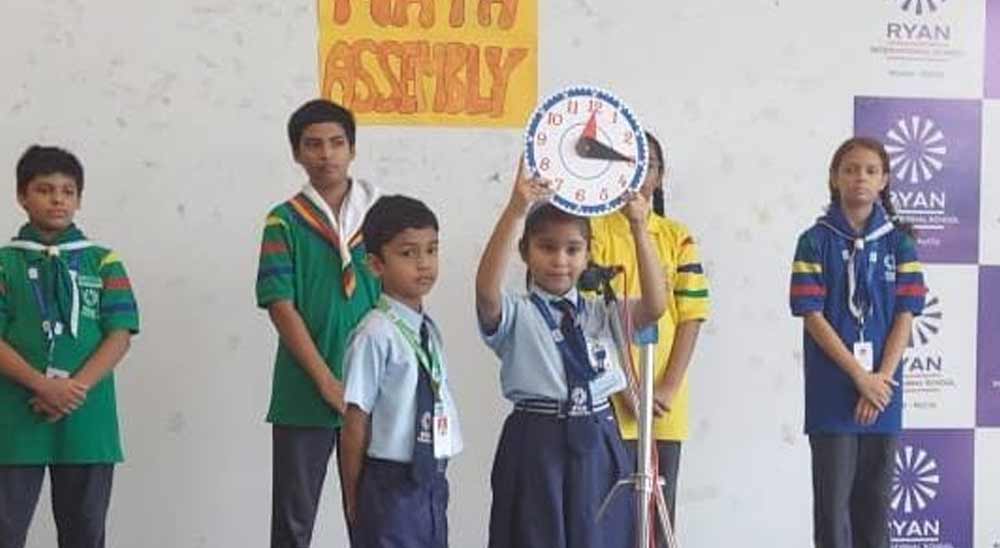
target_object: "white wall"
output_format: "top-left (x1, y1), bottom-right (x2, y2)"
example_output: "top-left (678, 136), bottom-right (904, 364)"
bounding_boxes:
top-left (0, 1), bottom-right (990, 547)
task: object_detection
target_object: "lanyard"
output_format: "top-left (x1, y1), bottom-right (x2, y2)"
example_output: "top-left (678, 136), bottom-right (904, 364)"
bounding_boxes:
top-left (376, 297), bottom-right (442, 400)
top-left (27, 266), bottom-right (59, 365)
top-left (20, 247), bottom-right (84, 365)
top-left (530, 293), bottom-right (599, 440)
top-left (528, 293), bottom-right (596, 383)
top-left (819, 221), bottom-right (893, 341)
top-left (845, 238), bottom-right (873, 341)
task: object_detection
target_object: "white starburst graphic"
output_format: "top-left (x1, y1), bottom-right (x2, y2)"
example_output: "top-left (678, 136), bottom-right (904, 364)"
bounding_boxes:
top-left (897, 0), bottom-right (948, 15)
top-left (909, 293), bottom-right (942, 348)
top-left (892, 445), bottom-right (940, 514)
top-left (885, 115), bottom-right (947, 184)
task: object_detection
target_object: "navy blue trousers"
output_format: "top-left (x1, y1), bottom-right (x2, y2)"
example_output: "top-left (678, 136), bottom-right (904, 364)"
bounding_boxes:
top-left (271, 426), bottom-right (343, 548)
top-left (809, 434), bottom-right (896, 548)
top-left (0, 464), bottom-right (114, 548)
top-left (355, 458), bottom-right (449, 548)
top-left (488, 408), bottom-right (635, 548)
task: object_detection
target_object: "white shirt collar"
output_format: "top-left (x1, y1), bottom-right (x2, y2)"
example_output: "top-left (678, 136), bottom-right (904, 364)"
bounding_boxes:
top-left (530, 284), bottom-right (580, 305)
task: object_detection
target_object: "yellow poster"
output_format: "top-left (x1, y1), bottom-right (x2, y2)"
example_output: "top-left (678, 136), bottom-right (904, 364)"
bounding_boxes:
top-left (317, 0), bottom-right (537, 127)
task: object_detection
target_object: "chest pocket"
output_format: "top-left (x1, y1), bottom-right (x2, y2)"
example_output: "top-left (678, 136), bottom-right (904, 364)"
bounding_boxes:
top-left (76, 274), bottom-right (103, 321)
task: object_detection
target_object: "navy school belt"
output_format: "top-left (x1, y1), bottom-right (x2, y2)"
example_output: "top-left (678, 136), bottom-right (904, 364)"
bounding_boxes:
top-left (366, 456), bottom-right (448, 474)
top-left (513, 398), bottom-right (611, 418)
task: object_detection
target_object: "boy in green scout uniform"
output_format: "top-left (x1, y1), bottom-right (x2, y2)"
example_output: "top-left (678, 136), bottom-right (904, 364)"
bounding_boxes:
top-left (0, 145), bottom-right (140, 548)
top-left (256, 99), bottom-right (381, 548)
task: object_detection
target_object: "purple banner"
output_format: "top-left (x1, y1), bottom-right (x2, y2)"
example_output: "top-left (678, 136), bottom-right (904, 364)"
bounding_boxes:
top-left (988, 0), bottom-right (1000, 98)
top-left (978, 266), bottom-right (1000, 426)
top-left (855, 97), bottom-right (981, 264)
top-left (891, 429), bottom-right (974, 548)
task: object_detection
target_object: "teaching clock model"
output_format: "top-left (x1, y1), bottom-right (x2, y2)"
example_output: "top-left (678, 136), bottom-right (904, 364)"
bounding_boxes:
top-left (524, 86), bottom-right (648, 216)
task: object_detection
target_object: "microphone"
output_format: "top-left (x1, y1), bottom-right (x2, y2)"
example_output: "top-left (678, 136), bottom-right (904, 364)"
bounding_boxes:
top-left (578, 263), bottom-right (624, 292)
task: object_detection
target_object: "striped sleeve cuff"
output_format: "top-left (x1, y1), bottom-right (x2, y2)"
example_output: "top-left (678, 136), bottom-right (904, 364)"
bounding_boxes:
top-left (99, 253), bottom-right (140, 333)
top-left (893, 236), bottom-right (926, 315)
top-left (790, 236), bottom-right (826, 316)
top-left (256, 216), bottom-right (294, 307)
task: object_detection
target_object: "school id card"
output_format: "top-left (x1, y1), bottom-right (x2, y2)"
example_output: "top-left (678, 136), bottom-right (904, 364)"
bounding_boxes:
top-left (853, 341), bottom-right (874, 373)
top-left (45, 367), bottom-right (70, 379)
top-left (433, 401), bottom-right (452, 459)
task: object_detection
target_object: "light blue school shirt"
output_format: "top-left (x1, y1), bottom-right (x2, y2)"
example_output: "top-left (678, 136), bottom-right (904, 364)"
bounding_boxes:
top-left (479, 286), bottom-right (627, 404)
top-left (343, 296), bottom-right (463, 462)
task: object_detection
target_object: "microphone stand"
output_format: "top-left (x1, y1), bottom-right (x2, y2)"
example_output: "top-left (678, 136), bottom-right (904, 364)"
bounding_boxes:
top-left (591, 273), bottom-right (677, 548)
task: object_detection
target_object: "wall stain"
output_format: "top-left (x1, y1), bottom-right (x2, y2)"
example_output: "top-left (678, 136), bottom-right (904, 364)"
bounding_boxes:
top-left (781, 423), bottom-right (797, 446)
top-left (685, 484), bottom-right (721, 503)
top-left (167, 412), bottom-right (186, 434)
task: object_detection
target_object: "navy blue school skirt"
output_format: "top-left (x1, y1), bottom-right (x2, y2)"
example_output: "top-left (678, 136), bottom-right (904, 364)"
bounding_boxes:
top-left (488, 403), bottom-right (635, 548)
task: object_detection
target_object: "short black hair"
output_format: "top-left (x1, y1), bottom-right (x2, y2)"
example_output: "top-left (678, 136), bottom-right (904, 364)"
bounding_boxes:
top-left (362, 195), bottom-right (439, 258)
top-left (16, 145), bottom-right (84, 195)
top-left (518, 203), bottom-right (591, 256)
top-left (287, 99), bottom-right (356, 153)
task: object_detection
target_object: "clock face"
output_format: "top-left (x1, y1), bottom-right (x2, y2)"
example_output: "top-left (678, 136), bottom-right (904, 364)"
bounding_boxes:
top-left (524, 86), bottom-right (648, 217)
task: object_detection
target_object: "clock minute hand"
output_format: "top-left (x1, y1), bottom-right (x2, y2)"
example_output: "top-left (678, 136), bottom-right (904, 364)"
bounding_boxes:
top-left (582, 112), bottom-right (598, 140)
top-left (575, 136), bottom-right (635, 163)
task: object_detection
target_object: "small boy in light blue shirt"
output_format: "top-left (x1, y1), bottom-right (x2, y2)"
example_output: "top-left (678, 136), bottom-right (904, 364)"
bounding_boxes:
top-left (341, 195), bottom-right (462, 548)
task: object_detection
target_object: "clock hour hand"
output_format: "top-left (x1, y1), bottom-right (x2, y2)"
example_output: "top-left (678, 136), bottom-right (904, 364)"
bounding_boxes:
top-left (575, 136), bottom-right (635, 163)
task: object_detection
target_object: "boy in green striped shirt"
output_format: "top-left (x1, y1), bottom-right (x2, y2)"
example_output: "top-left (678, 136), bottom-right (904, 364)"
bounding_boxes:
top-left (0, 145), bottom-right (140, 548)
top-left (256, 99), bottom-right (381, 548)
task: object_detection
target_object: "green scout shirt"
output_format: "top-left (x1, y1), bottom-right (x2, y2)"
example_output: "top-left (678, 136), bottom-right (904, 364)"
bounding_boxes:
top-left (0, 224), bottom-right (140, 464)
top-left (256, 194), bottom-right (380, 428)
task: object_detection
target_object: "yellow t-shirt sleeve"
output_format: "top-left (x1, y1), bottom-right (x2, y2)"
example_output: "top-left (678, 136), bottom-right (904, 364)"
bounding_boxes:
top-left (673, 226), bottom-right (710, 322)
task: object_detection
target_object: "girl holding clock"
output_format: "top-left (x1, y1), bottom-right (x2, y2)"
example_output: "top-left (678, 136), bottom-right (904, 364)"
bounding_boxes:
top-left (474, 159), bottom-right (667, 548)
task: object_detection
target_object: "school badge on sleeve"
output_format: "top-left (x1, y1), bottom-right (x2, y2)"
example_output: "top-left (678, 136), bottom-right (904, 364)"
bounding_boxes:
top-left (78, 274), bottom-right (102, 320)
top-left (524, 86), bottom-right (648, 217)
